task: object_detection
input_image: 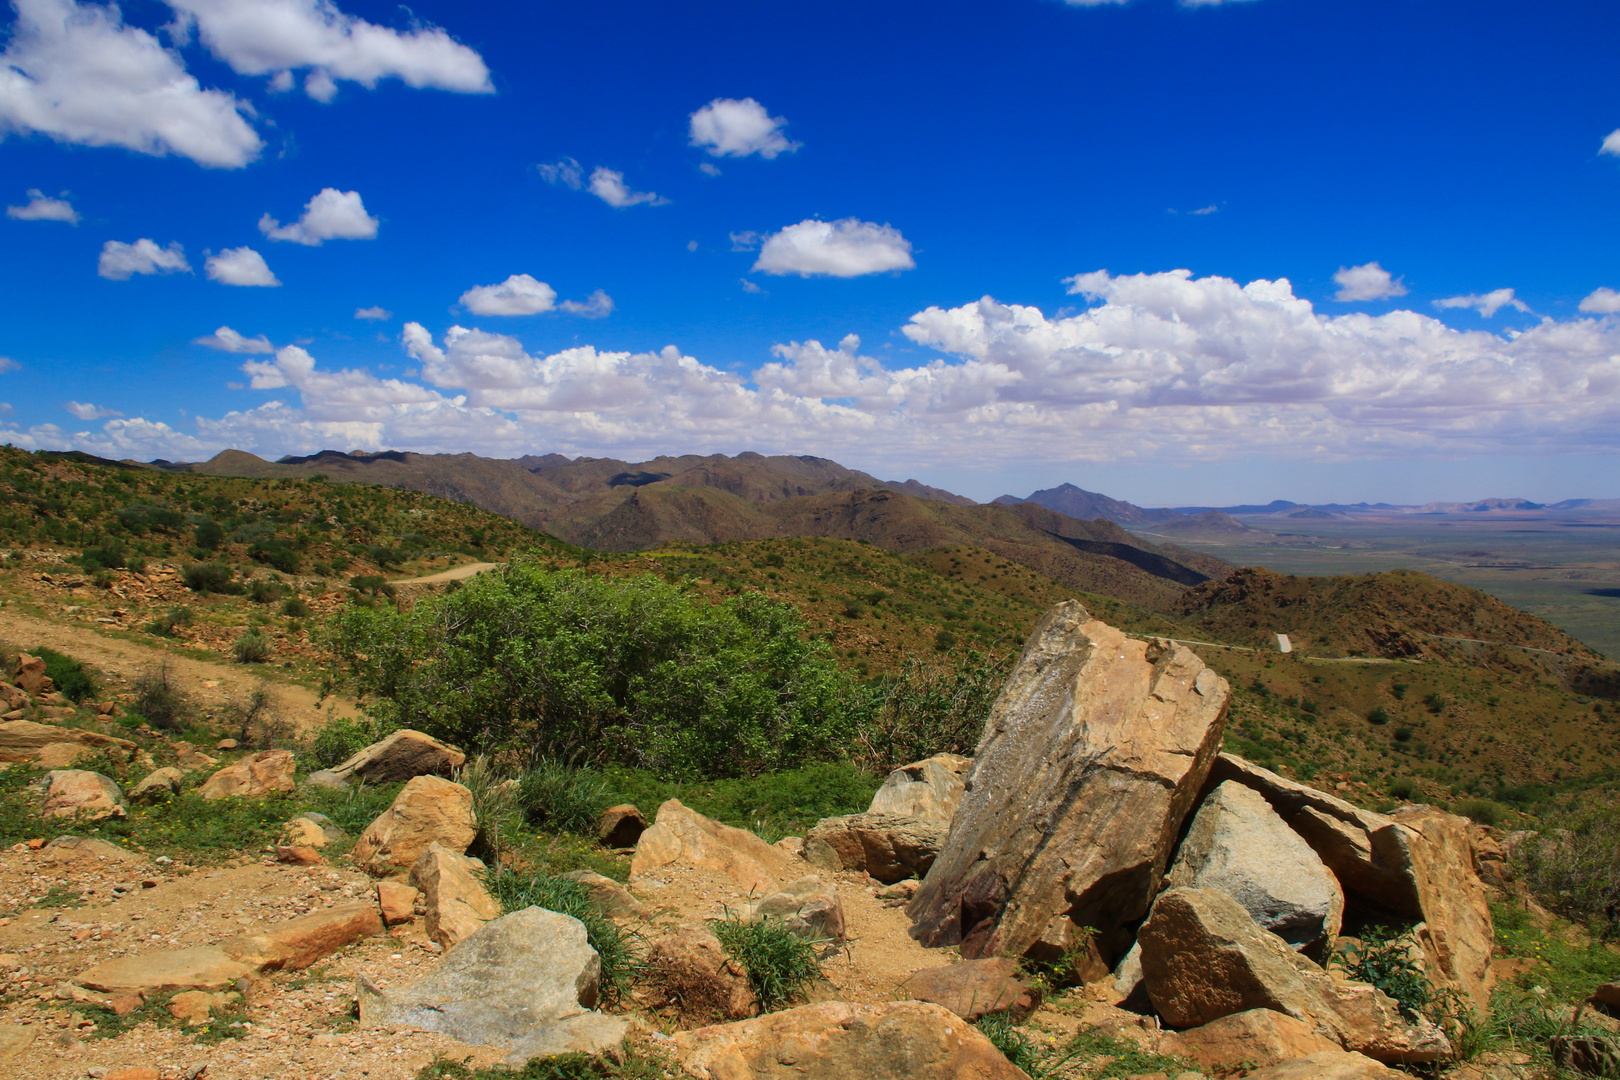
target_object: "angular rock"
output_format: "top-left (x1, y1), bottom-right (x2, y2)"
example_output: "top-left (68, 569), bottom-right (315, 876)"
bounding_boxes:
top-left (37, 769), bottom-right (125, 819)
top-left (128, 767), bottom-right (184, 804)
top-left (410, 842), bottom-right (499, 949)
top-left (631, 798), bottom-right (789, 894)
top-left (168, 989), bottom-right (235, 1025)
top-left (275, 845), bottom-right (323, 865)
top-left (738, 875), bottom-right (845, 941)
top-left (1243, 1050), bottom-right (1407, 1079)
top-left (1552, 1035), bottom-right (1620, 1077)
top-left (805, 812), bottom-right (947, 885)
top-left (281, 816), bottom-right (331, 848)
top-left (673, 999), bottom-right (1032, 1080)
top-left (34, 743), bottom-right (93, 768)
top-left (1388, 806), bottom-right (1496, 1014)
top-left (1167, 780), bottom-right (1345, 953)
top-left (172, 742), bottom-right (218, 771)
top-left (377, 880), bottom-right (420, 926)
top-left (870, 752), bottom-right (973, 819)
top-left (359, 906), bottom-right (627, 1065)
top-left (14, 654), bottom-right (51, 695)
top-left (559, 869), bottom-right (645, 919)
top-left (1138, 887), bottom-right (1450, 1064)
top-left (643, 924), bottom-right (758, 1025)
top-left (909, 604), bottom-right (1230, 963)
top-left (1158, 1008), bottom-right (1344, 1071)
top-left (1594, 983), bottom-right (1620, 1010)
top-left (903, 958), bottom-right (1035, 1021)
top-left (1108, 941), bottom-right (1147, 1008)
top-left (350, 775), bottom-right (478, 877)
top-left (328, 729), bottom-right (466, 784)
top-left (79, 947), bottom-right (255, 993)
top-left (197, 750), bottom-right (296, 800)
top-left (304, 769), bottom-right (349, 790)
top-left (597, 804), bottom-right (648, 848)
top-left (219, 902), bottom-right (383, 970)
top-left (43, 835), bottom-right (142, 862)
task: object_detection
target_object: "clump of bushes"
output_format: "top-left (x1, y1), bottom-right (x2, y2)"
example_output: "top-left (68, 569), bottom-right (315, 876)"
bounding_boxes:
top-left (129, 664), bottom-right (189, 730)
top-left (713, 914), bottom-right (822, 1011)
top-left (233, 630), bottom-right (271, 664)
top-left (306, 713), bottom-right (400, 769)
top-left (30, 646), bottom-right (96, 703)
top-left (145, 606), bottom-right (193, 638)
top-left (1513, 801), bottom-right (1620, 934)
top-left (183, 561), bottom-right (240, 595)
top-left (856, 648), bottom-right (1008, 774)
top-left (515, 760), bottom-right (615, 836)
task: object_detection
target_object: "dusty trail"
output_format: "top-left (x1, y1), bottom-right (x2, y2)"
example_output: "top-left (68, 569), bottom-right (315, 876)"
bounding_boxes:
top-left (388, 561), bottom-right (502, 584)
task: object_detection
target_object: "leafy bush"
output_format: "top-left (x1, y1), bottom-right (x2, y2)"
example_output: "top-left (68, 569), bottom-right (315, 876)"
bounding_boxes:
top-left (193, 519), bottom-right (224, 551)
top-left (1338, 926), bottom-right (1430, 1021)
top-left (145, 606), bottom-right (193, 638)
top-left (183, 561), bottom-right (240, 594)
top-left (1366, 706), bottom-right (1390, 725)
top-left (1388, 778), bottom-right (1416, 800)
top-left (933, 630), bottom-right (957, 652)
top-left (306, 713), bottom-right (400, 769)
top-left (234, 630), bottom-right (271, 664)
top-left (130, 663), bottom-right (189, 730)
top-left (514, 761), bottom-right (614, 836)
top-left (348, 574), bottom-right (396, 598)
top-left (78, 541), bottom-right (126, 571)
top-left (603, 761), bottom-right (877, 841)
top-left (1457, 798), bottom-right (1503, 827)
top-left (328, 562), bottom-right (867, 778)
top-left (1425, 692), bottom-right (1446, 713)
top-left (487, 873), bottom-right (640, 1005)
top-left (246, 578), bottom-right (287, 604)
top-left (1512, 801), bottom-right (1620, 933)
top-left (713, 914), bottom-right (822, 1011)
top-left (281, 596), bottom-right (311, 618)
top-left (857, 648), bottom-right (1008, 774)
top-left (30, 646), bottom-right (96, 703)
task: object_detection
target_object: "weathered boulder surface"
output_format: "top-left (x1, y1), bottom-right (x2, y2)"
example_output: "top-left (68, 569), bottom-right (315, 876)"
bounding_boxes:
top-left (1388, 805), bottom-right (1496, 1014)
top-left (358, 906), bottom-right (627, 1065)
top-left (643, 924), bottom-right (758, 1025)
top-left (79, 948), bottom-right (255, 993)
top-left (804, 813), bottom-right (947, 885)
top-left (13, 654), bottom-right (51, 695)
top-left (672, 999), bottom-right (1032, 1080)
top-left (909, 603), bottom-right (1230, 963)
top-left (869, 753), bottom-right (973, 818)
top-left (1158, 1008), bottom-right (1343, 1071)
top-left (409, 842), bottom-right (499, 949)
top-left (1138, 887), bottom-right (1450, 1064)
top-left (219, 902), bottom-right (383, 970)
top-left (1243, 1050), bottom-right (1407, 1079)
top-left (738, 876), bottom-right (845, 941)
top-left (127, 767), bottom-right (184, 804)
top-left (350, 775), bottom-right (478, 877)
top-left (902, 958), bottom-right (1036, 1021)
top-left (597, 804), bottom-right (648, 848)
top-left (1166, 779), bottom-right (1344, 953)
top-left (37, 769), bottom-right (125, 819)
top-left (1551, 1035), bottom-right (1620, 1077)
top-left (198, 750), bottom-right (296, 800)
top-left (559, 870), bottom-right (645, 919)
top-left (377, 881), bottom-right (420, 926)
top-left (631, 798), bottom-right (789, 894)
top-left (328, 729), bottom-right (465, 784)
top-left (0, 719), bottom-right (135, 763)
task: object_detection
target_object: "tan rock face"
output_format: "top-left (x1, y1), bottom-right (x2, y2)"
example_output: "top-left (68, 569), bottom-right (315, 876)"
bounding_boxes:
top-left (643, 925), bottom-right (759, 1026)
top-left (37, 769), bottom-right (125, 819)
top-left (329, 729), bottom-right (466, 784)
top-left (1242, 1050), bottom-right (1407, 1079)
top-left (219, 902), bottom-right (383, 970)
top-left (1387, 806), bottom-right (1496, 1014)
top-left (281, 816), bottom-right (330, 848)
top-left (558, 870), bottom-right (645, 919)
top-left (630, 798), bottom-right (789, 894)
top-left (350, 775), bottom-right (478, 877)
top-left (673, 999), bottom-right (1032, 1080)
top-left (78, 947), bottom-right (255, 993)
top-left (197, 750), bottom-right (296, 800)
top-left (804, 812), bottom-right (948, 885)
top-left (128, 767), bottom-right (184, 804)
top-left (1138, 887), bottom-right (1450, 1064)
top-left (1158, 1008), bottom-right (1343, 1071)
top-left (377, 880), bottom-right (420, 926)
top-left (739, 875), bottom-right (845, 941)
top-left (597, 804), bottom-right (648, 848)
top-left (909, 603), bottom-right (1230, 963)
top-left (871, 753), bottom-right (973, 818)
top-left (903, 958), bottom-right (1036, 1021)
top-left (167, 989), bottom-right (236, 1025)
top-left (0, 719), bottom-right (135, 764)
top-left (13, 654), bottom-right (51, 695)
top-left (410, 842), bottom-right (500, 949)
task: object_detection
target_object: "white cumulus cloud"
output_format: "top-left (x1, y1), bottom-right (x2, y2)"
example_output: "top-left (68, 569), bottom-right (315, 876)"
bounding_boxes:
top-left (98, 238), bottom-right (190, 279)
top-left (1434, 288), bottom-right (1530, 318)
top-left (64, 400), bottom-right (122, 420)
top-left (558, 290), bottom-right (613, 318)
top-left (354, 305), bottom-right (391, 320)
top-left (165, 0), bottom-right (491, 101)
top-left (1602, 129), bottom-right (1620, 157)
top-left (587, 167), bottom-right (665, 209)
top-left (1579, 287), bottom-right (1620, 315)
top-left (1332, 261), bottom-right (1408, 302)
top-left (259, 187), bottom-right (378, 244)
top-left (194, 325), bottom-right (273, 353)
top-left (460, 274), bottom-right (556, 316)
top-left (205, 246), bottom-right (279, 286)
top-left (6, 188), bottom-right (78, 222)
top-left (753, 218), bottom-right (915, 278)
top-left (0, 0), bottom-right (262, 168)
top-left (688, 97), bottom-right (799, 159)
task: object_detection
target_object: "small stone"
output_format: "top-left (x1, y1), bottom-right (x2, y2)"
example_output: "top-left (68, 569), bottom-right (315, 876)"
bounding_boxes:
top-left (377, 881), bottom-right (420, 926)
top-left (104, 1068), bottom-right (161, 1080)
top-left (215, 739), bottom-right (239, 751)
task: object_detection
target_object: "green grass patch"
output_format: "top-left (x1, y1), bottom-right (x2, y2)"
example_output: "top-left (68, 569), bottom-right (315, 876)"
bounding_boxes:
top-left (1492, 901), bottom-right (1620, 1004)
top-left (417, 1046), bottom-right (670, 1080)
top-left (601, 761), bottom-right (878, 842)
top-left (29, 646), bottom-right (97, 703)
top-left (71, 988), bottom-right (250, 1043)
top-left (712, 914), bottom-right (822, 1012)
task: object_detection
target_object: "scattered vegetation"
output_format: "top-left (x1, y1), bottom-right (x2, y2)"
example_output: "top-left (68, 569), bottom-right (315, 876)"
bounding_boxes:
top-left (30, 644), bottom-right (97, 702)
top-left (712, 914), bottom-right (823, 1012)
top-left (1510, 801), bottom-right (1620, 935)
top-left (1337, 927), bottom-right (1431, 1021)
top-left (128, 662), bottom-right (191, 731)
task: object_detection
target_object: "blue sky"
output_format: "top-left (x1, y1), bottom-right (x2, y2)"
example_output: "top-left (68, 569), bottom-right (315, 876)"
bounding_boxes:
top-left (2, 0), bottom-right (1619, 505)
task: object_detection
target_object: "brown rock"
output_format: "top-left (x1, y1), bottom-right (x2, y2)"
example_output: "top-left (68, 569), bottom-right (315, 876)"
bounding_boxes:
top-left (104, 1069), bottom-right (161, 1080)
top-left (275, 845), bottom-right (323, 865)
top-left (0, 719), bottom-right (136, 763)
top-left (805, 812), bottom-right (948, 885)
top-left (127, 767), bottom-right (184, 804)
top-left (903, 958), bottom-right (1036, 1020)
top-left (409, 843), bottom-right (500, 949)
top-left (1594, 982), bottom-right (1620, 1010)
top-left (1243, 1050), bottom-right (1406, 1079)
top-left (43, 835), bottom-right (142, 862)
top-left (330, 729), bottom-right (466, 784)
top-left (350, 775), bottom-right (478, 876)
top-left (219, 902), bottom-right (383, 970)
top-left (13, 654), bottom-right (51, 695)
top-left (107, 993), bottom-right (142, 1017)
top-left (281, 816), bottom-right (330, 848)
top-left (909, 605), bottom-right (1230, 964)
top-left (37, 769), bottom-right (125, 819)
top-left (197, 749), bottom-right (296, 799)
top-left (673, 999), bottom-right (1032, 1080)
top-left (597, 804), bottom-right (647, 848)
top-left (34, 742), bottom-right (92, 768)
top-left (215, 739), bottom-right (239, 751)
top-left (0, 682), bottom-right (26, 710)
top-left (168, 989), bottom-right (223, 1025)
top-left (1388, 806), bottom-right (1495, 1014)
top-left (559, 869), bottom-right (645, 918)
top-left (644, 925), bottom-right (758, 1025)
top-left (630, 798), bottom-right (789, 894)
top-left (739, 875), bottom-right (845, 941)
top-left (78, 947), bottom-right (254, 993)
top-left (172, 742), bottom-right (218, 770)
top-left (870, 752), bottom-right (974, 818)
top-left (377, 880), bottom-right (420, 926)
top-left (1138, 887), bottom-right (1450, 1064)
top-left (1159, 1009), bottom-right (1343, 1071)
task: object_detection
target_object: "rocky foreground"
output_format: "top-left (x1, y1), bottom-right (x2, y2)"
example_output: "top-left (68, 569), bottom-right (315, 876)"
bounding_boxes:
top-left (0, 602), bottom-right (1612, 1079)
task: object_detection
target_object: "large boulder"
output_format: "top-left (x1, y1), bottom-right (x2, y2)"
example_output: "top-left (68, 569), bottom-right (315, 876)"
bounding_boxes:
top-left (0, 719), bottom-right (135, 764)
top-left (597, 804), bottom-right (648, 848)
top-left (868, 753), bottom-right (972, 818)
top-left (327, 729), bottom-right (465, 784)
top-left (1387, 805), bottom-right (1496, 1014)
top-left (1166, 779), bottom-right (1344, 955)
top-left (672, 999), bottom-right (1032, 1080)
top-left (1158, 1008), bottom-right (1343, 1071)
top-left (804, 813), bottom-right (947, 884)
top-left (127, 767), bottom-right (184, 804)
top-left (902, 958), bottom-right (1036, 1021)
top-left (198, 750), bottom-right (296, 799)
top-left (36, 769), bottom-right (124, 819)
top-left (219, 902), bottom-right (383, 970)
top-left (1243, 1051), bottom-right (1407, 1079)
top-left (409, 842), bottom-right (500, 949)
top-left (737, 876), bottom-right (845, 941)
top-left (908, 604), bottom-right (1230, 963)
top-left (630, 798), bottom-right (789, 894)
top-left (642, 924), bottom-right (758, 1025)
top-left (1138, 887), bottom-right (1450, 1064)
top-left (359, 906), bottom-right (627, 1065)
top-left (350, 775), bottom-right (478, 877)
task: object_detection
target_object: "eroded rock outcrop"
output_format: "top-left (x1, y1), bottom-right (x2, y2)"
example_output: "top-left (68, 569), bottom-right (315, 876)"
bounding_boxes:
top-left (409, 842), bottom-right (499, 949)
top-left (327, 729), bottom-right (465, 785)
top-left (902, 958), bottom-right (1036, 1021)
top-left (804, 753), bottom-right (971, 884)
top-left (908, 603), bottom-right (1230, 963)
top-left (630, 798), bottom-right (789, 894)
top-left (198, 750), bottom-right (296, 800)
top-left (737, 875), bottom-right (844, 941)
top-left (350, 775), bottom-right (478, 877)
top-left (36, 769), bottom-right (125, 819)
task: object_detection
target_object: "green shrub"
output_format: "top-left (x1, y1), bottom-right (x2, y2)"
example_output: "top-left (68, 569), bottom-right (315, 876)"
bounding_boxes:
top-left (1512, 801), bottom-right (1620, 933)
top-left (193, 519), bottom-right (224, 551)
top-left (234, 630), bottom-right (271, 664)
top-left (246, 577), bottom-right (287, 604)
top-left (1338, 926), bottom-right (1430, 1021)
top-left (487, 873), bottom-right (640, 1005)
top-left (145, 606), bottom-right (193, 638)
top-left (857, 648), bottom-right (1008, 774)
top-left (183, 561), bottom-right (239, 594)
top-left (130, 664), bottom-right (189, 730)
top-left (1388, 778), bottom-right (1416, 800)
top-left (30, 646), bottom-right (96, 703)
top-left (78, 541), bottom-right (126, 571)
top-left (1457, 798), bottom-right (1502, 827)
top-left (933, 630), bottom-right (958, 652)
top-left (281, 596), bottom-right (311, 618)
top-left (514, 761), bottom-right (614, 836)
top-left (1366, 706), bottom-right (1390, 725)
top-left (305, 713), bottom-right (400, 769)
top-left (713, 914), bottom-right (821, 1011)
top-left (348, 574), bottom-right (396, 598)
top-left (1425, 692), bottom-right (1446, 713)
top-left (457, 754), bottom-right (519, 861)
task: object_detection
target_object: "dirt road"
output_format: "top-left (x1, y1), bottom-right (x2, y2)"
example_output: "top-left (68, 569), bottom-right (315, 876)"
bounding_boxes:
top-left (390, 561), bottom-right (502, 584)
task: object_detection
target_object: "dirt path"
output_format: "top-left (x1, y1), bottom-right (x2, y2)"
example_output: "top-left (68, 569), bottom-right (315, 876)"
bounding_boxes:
top-left (0, 609), bottom-right (361, 734)
top-left (389, 561), bottom-right (502, 584)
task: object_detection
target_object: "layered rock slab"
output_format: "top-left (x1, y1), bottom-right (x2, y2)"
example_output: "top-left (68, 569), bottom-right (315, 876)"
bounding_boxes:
top-left (631, 798), bottom-right (789, 894)
top-left (359, 906), bottom-right (626, 1065)
top-left (805, 753), bottom-right (971, 884)
top-left (328, 729), bottom-right (465, 784)
top-left (908, 603), bottom-right (1230, 962)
